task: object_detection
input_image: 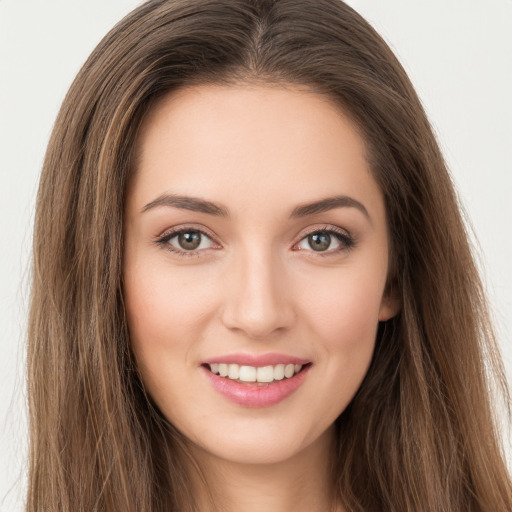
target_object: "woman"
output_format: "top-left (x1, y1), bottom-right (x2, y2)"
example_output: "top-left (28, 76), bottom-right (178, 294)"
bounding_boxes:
top-left (27, 0), bottom-right (512, 510)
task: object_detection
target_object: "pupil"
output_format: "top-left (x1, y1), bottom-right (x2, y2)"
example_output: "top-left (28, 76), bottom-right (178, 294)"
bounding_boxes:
top-left (178, 231), bottom-right (201, 250)
top-left (309, 233), bottom-right (331, 251)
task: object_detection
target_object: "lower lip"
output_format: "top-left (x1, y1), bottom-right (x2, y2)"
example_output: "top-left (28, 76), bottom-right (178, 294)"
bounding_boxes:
top-left (202, 365), bottom-right (311, 408)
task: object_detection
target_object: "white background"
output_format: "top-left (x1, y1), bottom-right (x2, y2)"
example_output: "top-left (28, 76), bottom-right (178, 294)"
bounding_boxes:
top-left (1, 1), bottom-right (511, 510)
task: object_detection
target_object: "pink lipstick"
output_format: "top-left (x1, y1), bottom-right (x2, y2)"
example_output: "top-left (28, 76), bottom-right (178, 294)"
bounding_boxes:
top-left (201, 353), bottom-right (311, 408)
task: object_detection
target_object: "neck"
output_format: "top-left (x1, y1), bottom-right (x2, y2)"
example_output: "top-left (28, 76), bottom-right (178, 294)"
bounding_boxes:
top-left (186, 426), bottom-right (344, 512)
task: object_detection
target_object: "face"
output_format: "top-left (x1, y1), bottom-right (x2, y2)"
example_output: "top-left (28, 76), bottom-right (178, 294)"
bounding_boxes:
top-left (123, 84), bottom-right (397, 466)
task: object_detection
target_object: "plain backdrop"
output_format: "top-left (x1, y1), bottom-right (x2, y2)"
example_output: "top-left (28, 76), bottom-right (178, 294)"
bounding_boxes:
top-left (1, 1), bottom-right (511, 510)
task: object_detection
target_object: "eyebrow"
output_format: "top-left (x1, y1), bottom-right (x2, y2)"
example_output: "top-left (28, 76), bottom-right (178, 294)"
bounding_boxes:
top-left (141, 194), bottom-right (229, 216)
top-left (141, 193), bottom-right (370, 222)
top-left (290, 195), bottom-right (371, 222)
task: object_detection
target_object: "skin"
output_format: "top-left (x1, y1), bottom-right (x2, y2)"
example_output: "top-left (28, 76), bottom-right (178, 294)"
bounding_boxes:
top-left (123, 83), bottom-right (398, 512)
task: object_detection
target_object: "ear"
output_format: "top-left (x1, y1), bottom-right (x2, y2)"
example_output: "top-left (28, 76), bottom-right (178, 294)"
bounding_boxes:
top-left (378, 286), bottom-right (401, 322)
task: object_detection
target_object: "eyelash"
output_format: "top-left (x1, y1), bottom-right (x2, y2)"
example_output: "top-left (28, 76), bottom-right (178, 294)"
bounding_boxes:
top-left (294, 225), bottom-right (356, 256)
top-left (154, 226), bottom-right (218, 258)
top-left (154, 225), bottom-right (355, 257)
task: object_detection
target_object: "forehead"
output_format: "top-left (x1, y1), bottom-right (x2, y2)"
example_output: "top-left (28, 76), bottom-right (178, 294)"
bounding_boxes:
top-left (128, 83), bottom-right (384, 223)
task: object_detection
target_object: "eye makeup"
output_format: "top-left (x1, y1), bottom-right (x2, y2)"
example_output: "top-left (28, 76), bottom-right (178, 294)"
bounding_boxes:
top-left (292, 225), bottom-right (355, 256)
top-left (154, 224), bottom-right (221, 257)
top-left (153, 222), bottom-right (356, 259)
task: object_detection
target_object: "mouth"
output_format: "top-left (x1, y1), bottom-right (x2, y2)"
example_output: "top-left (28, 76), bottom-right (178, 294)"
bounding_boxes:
top-left (203, 362), bottom-right (311, 385)
top-left (201, 358), bottom-right (312, 407)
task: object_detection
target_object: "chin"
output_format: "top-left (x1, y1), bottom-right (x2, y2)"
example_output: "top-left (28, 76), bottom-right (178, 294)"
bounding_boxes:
top-left (185, 417), bottom-right (335, 467)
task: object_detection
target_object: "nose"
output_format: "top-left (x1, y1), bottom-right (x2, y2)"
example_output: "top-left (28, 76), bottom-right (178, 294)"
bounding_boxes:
top-left (221, 248), bottom-right (295, 339)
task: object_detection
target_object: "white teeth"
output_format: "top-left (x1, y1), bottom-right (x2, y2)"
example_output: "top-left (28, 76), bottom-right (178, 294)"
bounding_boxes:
top-left (274, 364), bottom-right (285, 381)
top-left (208, 362), bottom-right (304, 383)
top-left (256, 365), bottom-right (274, 383)
top-left (228, 364), bottom-right (239, 380)
top-left (284, 364), bottom-right (295, 378)
top-left (239, 365), bottom-right (257, 382)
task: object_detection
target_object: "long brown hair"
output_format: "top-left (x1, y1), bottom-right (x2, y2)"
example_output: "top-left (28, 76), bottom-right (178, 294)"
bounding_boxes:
top-left (27, 0), bottom-right (511, 510)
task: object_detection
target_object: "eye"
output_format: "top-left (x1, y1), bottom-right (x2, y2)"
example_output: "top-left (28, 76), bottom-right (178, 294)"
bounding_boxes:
top-left (295, 228), bottom-right (354, 253)
top-left (157, 228), bottom-right (217, 254)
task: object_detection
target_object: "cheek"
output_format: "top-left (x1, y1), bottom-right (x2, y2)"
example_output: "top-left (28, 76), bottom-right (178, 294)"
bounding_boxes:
top-left (298, 267), bottom-right (385, 352)
top-left (287, 269), bottom-right (383, 433)
top-left (123, 263), bottom-right (219, 369)
top-left (122, 263), bottom-right (222, 425)
top-left (126, 258), bottom-right (214, 321)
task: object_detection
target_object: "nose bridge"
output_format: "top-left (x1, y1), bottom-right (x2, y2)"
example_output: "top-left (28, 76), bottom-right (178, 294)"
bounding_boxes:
top-left (221, 242), bottom-right (294, 338)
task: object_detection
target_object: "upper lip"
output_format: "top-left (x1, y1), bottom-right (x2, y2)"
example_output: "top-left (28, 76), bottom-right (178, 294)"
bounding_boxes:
top-left (202, 353), bottom-right (311, 367)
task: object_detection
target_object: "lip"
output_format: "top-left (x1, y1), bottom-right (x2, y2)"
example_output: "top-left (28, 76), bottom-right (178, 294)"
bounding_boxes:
top-left (201, 361), bottom-right (311, 408)
top-left (202, 352), bottom-right (310, 367)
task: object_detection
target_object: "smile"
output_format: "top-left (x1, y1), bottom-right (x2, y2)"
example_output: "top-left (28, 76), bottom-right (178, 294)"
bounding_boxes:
top-left (207, 363), bottom-right (304, 384)
top-left (201, 358), bottom-right (312, 407)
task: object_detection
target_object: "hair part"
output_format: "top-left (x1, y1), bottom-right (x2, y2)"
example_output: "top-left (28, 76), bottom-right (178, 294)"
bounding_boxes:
top-left (28, 1), bottom-right (511, 511)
